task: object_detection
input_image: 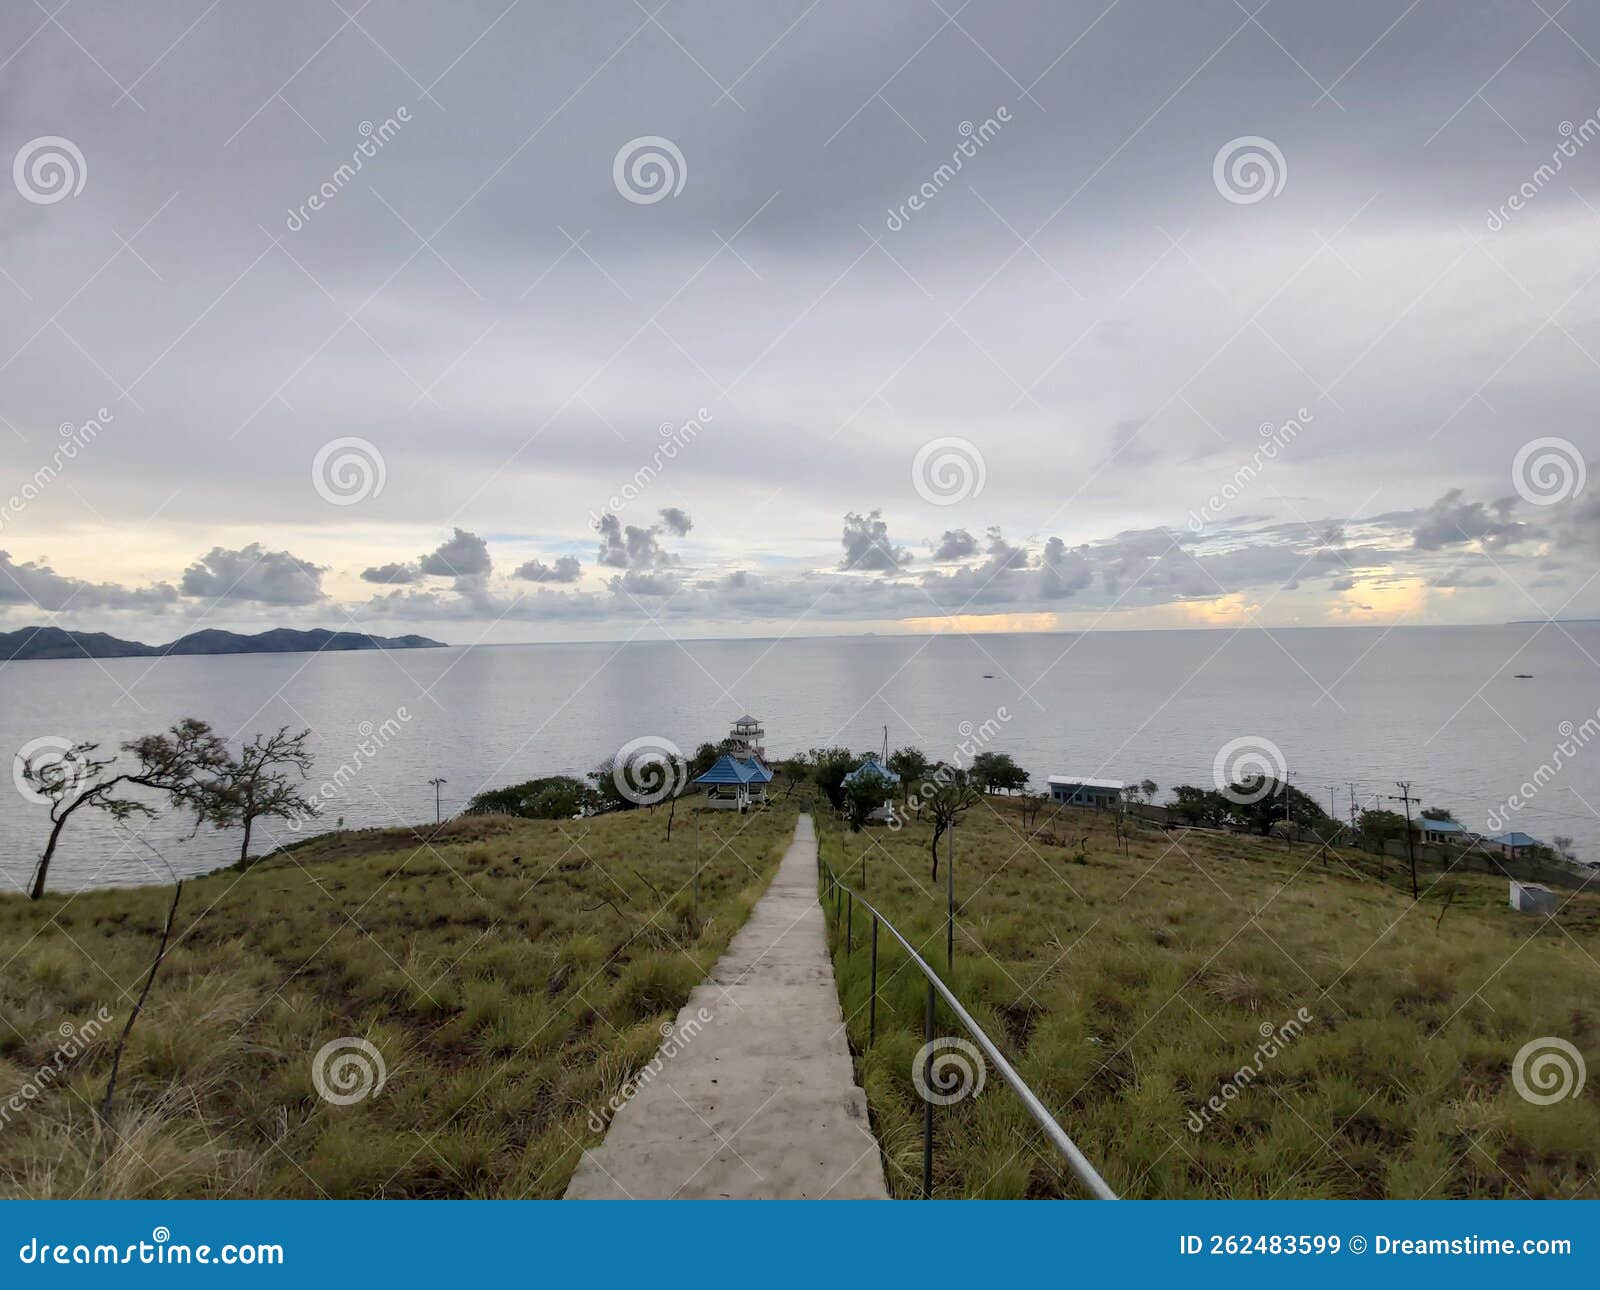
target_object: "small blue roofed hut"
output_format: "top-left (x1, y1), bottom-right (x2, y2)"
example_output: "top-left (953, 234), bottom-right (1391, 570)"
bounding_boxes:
top-left (694, 754), bottom-right (772, 812)
top-left (842, 754), bottom-right (899, 823)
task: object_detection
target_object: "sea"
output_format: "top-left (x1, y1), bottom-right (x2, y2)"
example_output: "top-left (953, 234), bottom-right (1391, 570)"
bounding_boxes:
top-left (2, 624), bottom-right (1596, 892)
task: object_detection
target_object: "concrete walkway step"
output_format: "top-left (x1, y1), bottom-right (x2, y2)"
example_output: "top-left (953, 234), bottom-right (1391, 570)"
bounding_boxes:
top-left (564, 813), bottom-right (887, 1200)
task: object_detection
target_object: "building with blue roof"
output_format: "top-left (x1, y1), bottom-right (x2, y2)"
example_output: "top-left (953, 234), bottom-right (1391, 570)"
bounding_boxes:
top-left (692, 715), bottom-right (773, 811)
top-left (1418, 817), bottom-right (1466, 846)
top-left (841, 754), bottom-right (899, 823)
top-left (1491, 831), bottom-right (1542, 856)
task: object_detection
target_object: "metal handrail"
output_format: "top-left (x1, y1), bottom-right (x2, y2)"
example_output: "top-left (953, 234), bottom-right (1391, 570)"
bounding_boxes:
top-left (816, 834), bottom-right (1117, 1200)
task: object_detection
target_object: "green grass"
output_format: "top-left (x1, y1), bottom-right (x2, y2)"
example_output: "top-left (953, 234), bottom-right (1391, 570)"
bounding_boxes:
top-left (0, 802), bottom-right (796, 1198)
top-left (817, 798), bottom-right (1600, 1199)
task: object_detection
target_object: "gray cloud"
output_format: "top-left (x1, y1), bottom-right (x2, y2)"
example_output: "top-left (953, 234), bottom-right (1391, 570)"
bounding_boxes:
top-left (0, 552), bottom-right (177, 612)
top-left (1412, 490), bottom-right (1525, 551)
top-left (361, 562), bottom-right (421, 585)
top-left (515, 555), bottom-right (581, 583)
top-left (595, 513), bottom-right (678, 569)
top-left (658, 507), bottom-right (693, 537)
top-left (418, 528), bottom-right (492, 578)
top-left (933, 529), bottom-right (978, 560)
top-left (179, 544), bottom-right (325, 605)
top-left (841, 510), bottom-right (911, 573)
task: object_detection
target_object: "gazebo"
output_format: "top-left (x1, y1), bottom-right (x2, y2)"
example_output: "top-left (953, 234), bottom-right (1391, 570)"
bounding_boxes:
top-left (841, 754), bottom-right (899, 823)
top-left (694, 754), bottom-right (773, 812)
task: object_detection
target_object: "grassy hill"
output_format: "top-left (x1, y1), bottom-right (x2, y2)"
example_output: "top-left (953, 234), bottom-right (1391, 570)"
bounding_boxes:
top-left (817, 797), bottom-right (1599, 1199)
top-left (0, 803), bottom-right (796, 1198)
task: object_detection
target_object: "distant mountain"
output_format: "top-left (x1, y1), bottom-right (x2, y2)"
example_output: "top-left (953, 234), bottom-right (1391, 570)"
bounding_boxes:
top-left (0, 625), bottom-right (446, 662)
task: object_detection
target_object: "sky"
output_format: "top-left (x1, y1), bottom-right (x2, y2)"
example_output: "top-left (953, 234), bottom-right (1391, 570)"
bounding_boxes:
top-left (2, 0), bottom-right (1599, 645)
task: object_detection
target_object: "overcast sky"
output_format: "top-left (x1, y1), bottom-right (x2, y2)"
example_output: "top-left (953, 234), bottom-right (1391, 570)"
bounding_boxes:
top-left (2, 0), bottom-right (1598, 644)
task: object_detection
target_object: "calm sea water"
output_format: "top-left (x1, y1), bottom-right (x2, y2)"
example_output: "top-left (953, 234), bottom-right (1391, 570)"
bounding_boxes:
top-left (3, 625), bottom-right (1596, 891)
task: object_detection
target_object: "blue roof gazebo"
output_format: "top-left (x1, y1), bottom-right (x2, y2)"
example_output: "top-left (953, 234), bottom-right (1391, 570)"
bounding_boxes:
top-left (841, 754), bottom-right (899, 823)
top-left (842, 754), bottom-right (899, 788)
top-left (693, 747), bottom-right (773, 812)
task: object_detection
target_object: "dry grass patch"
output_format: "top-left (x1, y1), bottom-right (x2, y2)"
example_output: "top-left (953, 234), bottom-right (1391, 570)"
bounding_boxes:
top-left (0, 803), bottom-right (795, 1198)
top-left (820, 797), bottom-right (1598, 1199)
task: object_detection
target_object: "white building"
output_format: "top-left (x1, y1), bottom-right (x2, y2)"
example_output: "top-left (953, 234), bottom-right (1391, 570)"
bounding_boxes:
top-left (1047, 776), bottom-right (1124, 809)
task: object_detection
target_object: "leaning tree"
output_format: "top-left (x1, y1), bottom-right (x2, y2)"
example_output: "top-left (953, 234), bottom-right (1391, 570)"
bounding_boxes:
top-left (23, 718), bottom-right (229, 900)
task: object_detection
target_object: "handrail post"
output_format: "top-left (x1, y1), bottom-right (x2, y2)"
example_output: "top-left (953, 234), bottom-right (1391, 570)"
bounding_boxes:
top-left (846, 889), bottom-right (852, 951)
top-left (922, 979), bottom-right (935, 1199)
top-left (869, 914), bottom-right (879, 1044)
top-left (946, 820), bottom-right (954, 974)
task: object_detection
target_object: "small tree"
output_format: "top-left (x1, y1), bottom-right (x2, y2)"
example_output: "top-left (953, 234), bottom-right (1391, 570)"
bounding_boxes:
top-left (203, 727), bottom-right (319, 865)
top-left (586, 756), bottom-right (631, 813)
top-left (465, 775), bottom-right (593, 819)
top-left (970, 751), bottom-right (1028, 795)
top-left (1221, 776), bottom-right (1325, 836)
top-left (809, 746), bottom-right (856, 810)
top-left (1358, 807), bottom-right (1409, 843)
top-left (23, 719), bottom-right (229, 900)
top-left (844, 769), bottom-right (891, 832)
top-left (1170, 785), bottom-right (1228, 827)
top-left (886, 746), bottom-right (929, 799)
top-left (771, 754), bottom-right (811, 799)
top-left (926, 778), bottom-right (978, 881)
top-left (1139, 778), bottom-right (1158, 804)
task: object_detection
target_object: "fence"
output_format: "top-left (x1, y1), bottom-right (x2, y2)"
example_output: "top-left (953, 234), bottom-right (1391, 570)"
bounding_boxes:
top-left (814, 817), bottom-right (1117, 1200)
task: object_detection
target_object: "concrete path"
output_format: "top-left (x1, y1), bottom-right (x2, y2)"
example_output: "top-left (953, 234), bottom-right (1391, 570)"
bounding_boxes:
top-left (565, 812), bottom-right (887, 1199)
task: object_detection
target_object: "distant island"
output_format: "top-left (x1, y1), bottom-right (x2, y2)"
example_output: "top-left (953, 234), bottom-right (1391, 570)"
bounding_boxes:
top-left (0, 626), bottom-right (447, 662)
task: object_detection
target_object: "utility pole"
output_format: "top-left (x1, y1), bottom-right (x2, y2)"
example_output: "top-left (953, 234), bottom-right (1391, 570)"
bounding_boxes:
top-left (1389, 781), bottom-right (1420, 899)
top-left (429, 777), bottom-right (447, 825)
top-left (1284, 772), bottom-right (1294, 852)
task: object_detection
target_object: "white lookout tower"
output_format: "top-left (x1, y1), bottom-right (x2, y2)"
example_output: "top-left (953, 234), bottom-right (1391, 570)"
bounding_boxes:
top-left (729, 714), bottom-right (766, 762)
